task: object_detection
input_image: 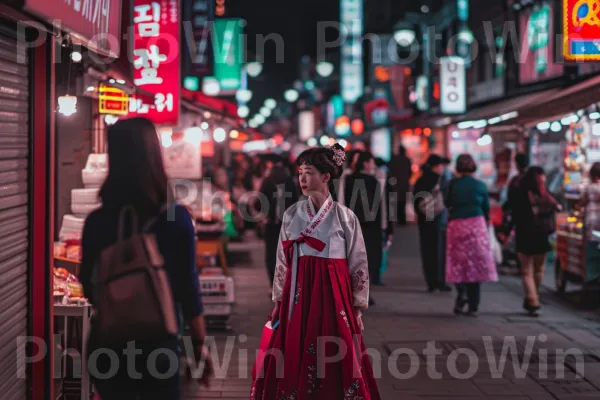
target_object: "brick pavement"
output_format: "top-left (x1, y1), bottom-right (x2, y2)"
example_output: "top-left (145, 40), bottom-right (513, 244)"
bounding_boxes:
top-left (184, 227), bottom-right (600, 400)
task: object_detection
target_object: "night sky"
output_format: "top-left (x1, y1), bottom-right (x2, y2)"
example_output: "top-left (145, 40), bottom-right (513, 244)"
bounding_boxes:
top-left (226, 0), bottom-right (340, 115)
top-left (223, 0), bottom-right (432, 118)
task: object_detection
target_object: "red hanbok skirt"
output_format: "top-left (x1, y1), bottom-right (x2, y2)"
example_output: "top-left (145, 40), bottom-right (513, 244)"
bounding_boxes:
top-left (250, 255), bottom-right (381, 400)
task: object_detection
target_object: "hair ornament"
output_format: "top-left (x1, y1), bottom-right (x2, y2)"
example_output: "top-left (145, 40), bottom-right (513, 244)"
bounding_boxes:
top-left (326, 145), bottom-right (346, 166)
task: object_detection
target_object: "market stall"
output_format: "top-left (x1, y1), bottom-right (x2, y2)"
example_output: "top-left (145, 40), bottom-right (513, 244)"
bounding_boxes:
top-left (549, 116), bottom-right (600, 298)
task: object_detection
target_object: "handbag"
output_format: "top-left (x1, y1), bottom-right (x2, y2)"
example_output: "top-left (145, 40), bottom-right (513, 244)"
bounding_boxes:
top-left (418, 185), bottom-right (445, 218)
top-left (528, 192), bottom-right (556, 236)
top-left (252, 320), bottom-right (279, 380)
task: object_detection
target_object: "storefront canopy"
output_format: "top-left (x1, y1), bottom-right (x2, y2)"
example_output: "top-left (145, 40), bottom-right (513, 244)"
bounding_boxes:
top-left (454, 88), bottom-right (559, 127)
top-left (512, 74), bottom-right (600, 127)
top-left (181, 89), bottom-right (241, 125)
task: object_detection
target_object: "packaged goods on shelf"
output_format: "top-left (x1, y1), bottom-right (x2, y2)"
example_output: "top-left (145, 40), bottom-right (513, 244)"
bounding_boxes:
top-left (81, 154), bottom-right (108, 188)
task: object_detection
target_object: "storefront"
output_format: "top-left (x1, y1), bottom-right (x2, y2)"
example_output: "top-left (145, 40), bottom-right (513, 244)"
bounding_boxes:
top-left (0, 1), bottom-right (123, 399)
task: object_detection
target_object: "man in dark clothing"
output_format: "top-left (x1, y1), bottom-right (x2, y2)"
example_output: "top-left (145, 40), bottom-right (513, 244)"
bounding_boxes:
top-left (413, 154), bottom-right (451, 292)
top-left (389, 145), bottom-right (412, 225)
top-left (258, 161), bottom-right (300, 291)
top-left (344, 152), bottom-right (393, 305)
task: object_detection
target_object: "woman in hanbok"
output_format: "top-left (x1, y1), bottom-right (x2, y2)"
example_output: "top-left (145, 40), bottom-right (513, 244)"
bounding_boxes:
top-left (250, 144), bottom-right (381, 400)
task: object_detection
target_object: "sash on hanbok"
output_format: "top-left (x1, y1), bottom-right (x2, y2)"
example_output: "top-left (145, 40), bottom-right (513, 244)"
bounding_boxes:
top-left (282, 196), bottom-right (333, 320)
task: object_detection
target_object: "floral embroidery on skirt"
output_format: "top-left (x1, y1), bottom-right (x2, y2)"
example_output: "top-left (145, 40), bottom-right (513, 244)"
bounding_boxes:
top-left (344, 381), bottom-right (364, 400)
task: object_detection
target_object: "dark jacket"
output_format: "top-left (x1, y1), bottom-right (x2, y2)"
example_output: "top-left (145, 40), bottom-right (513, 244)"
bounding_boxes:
top-left (80, 204), bottom-right (203, 351)
top-left (258, 166), bottom-right (300, 225)
top-left (389, 153), bottom-right (412, 196)
top-left (344, 172), bottom-right (383, 230)
top-left (413, 168), bottom-right (441, 224)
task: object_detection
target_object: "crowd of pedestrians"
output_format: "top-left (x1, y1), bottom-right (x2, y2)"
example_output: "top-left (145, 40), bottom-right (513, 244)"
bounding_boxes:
top-left (75, 117), bottom-right (578, 399)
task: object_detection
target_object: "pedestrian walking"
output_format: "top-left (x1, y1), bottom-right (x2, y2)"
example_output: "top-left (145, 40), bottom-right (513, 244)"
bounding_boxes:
top-left (389, 145), bottom-right (412, 225)
top-left (445, 154), bottom-right (498, 316)
top-left (250, 144), bottom-right (381, 400)
top-left (257, 159), bottom-right (300, 295)
top-left (437, 158), bottom-right (453, 290)
top-left (344, 151), bottom-right (392, 301)
top-left (79, 117), bottom-right (213, 398)
top-left (375, 158), bottom-right (393, 284)
top-left (413, 155), bottom-right (451, 293)
top-left (513, 166), bottom-right (561, 316)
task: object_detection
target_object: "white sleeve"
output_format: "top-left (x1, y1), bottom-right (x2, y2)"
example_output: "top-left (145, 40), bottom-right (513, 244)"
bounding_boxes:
top-left (272, 209), bottom-right (291, 302)
top-left (343, 210), bottom-right (370, 309)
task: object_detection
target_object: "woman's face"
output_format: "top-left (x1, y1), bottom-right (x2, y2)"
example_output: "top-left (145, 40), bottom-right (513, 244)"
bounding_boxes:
top-left (298, 164), bottom-right (329, 196)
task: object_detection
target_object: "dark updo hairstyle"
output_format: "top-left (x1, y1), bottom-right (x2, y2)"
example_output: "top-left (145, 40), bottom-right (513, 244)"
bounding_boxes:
top-left (295, 144), bottom-right (345, 181)
top-left (590, 162), bottom-right (600, 182)
top-left (456, 153), bottom-right (477, 174)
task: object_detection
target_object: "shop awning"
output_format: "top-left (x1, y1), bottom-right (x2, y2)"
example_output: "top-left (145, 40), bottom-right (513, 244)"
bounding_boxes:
top-left (454, 88), bottom-right (559, 127)
top-left (513, 74), bottom-right (600, 126)
top-left (181, 89), bottom-right (242, 125)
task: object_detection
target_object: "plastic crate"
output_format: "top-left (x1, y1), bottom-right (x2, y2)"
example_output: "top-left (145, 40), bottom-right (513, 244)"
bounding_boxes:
top-left (198, 275), bottom-right (234, 304)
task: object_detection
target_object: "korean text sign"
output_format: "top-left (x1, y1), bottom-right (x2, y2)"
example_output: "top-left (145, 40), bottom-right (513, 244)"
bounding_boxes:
top-left (212, 19), bottom-right (244, 94)
top-left (24, 0), bottom-right (122, 57)
top-left (563, 0), bottom-right (600, 61)
top-left (132, 0), bottom-right (180, 125)
top-left (440, 57), bottom-right (466, 115)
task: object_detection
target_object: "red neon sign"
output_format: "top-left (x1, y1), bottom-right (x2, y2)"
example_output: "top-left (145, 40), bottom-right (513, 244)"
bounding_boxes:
top-left (131, 0), bottom-right (181, 125)
top-left (563, 0), bottom-right (600, 61)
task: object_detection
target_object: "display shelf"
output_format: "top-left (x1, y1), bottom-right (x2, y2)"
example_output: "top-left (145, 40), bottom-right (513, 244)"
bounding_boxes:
top-left (54, 304), bottom-right (92, 400)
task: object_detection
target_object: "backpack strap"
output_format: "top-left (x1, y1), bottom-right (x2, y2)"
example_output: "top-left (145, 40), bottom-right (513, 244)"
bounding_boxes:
top-left (142, 203), bottom-right (173, 233)
top-left (118, 206), bottom-right (139, 241)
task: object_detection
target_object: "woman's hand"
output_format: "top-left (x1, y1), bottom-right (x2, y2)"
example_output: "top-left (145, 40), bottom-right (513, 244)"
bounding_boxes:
top-left (354, 307), bottom-right (364, 332)
top-left (193, 343), bottom-right (214, 387)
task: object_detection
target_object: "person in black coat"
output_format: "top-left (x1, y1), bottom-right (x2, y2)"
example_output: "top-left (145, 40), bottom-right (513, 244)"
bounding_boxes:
top-left (257, 159), bottom-right (300, 292)
top-left (389, 145), bottom-right (413, 225)
top-left (344, 151), bottom-right (392, 305)
top-left (413, 155), bottom-right (452, 293)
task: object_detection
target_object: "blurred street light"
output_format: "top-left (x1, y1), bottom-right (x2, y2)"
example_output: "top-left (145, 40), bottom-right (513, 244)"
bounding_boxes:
top-left (246, 62), bottom-right (263, 78)
top-left (316, 61), bottom-right (334, 78)
top-left (236, 89), bottom-right (252, 103)
top-left (284, 89), bottom-right (299, 102)
top-left (237, 105), bottom-right (250, 118)
top-left (213, 127), bottom-right (226, 143)
top-left (265, 98), bottom-right (277, 109)
top-left (393, 21), bottom-right (416, 47)
top-left (260, 107), bottom-right (272, 117)
top-left (254, 114), bottom-right (265, 124)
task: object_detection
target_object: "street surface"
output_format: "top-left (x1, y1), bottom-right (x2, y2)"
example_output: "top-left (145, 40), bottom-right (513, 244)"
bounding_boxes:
top-left (184, 226), bottom-right (600, 400)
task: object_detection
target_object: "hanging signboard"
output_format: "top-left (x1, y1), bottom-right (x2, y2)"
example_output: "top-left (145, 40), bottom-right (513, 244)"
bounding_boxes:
top-left (212, 18), bottom-right (243, 94)
top-left (98, 84), bottom-right (129, 115)
top-left (132, 0), bottom-right (181, 125)
top-left (563, 0), bottom-right (600, 61)
top-left (440, 56), bottom-right (466, 114)
top-left (519, 3), bottom-right (563, 83)
top-left (182, 0), bottom-right (214, 80)
top-left (340, 0), bottom-right (363, 103)
top-left (24, 0), bottom-right (122, 57)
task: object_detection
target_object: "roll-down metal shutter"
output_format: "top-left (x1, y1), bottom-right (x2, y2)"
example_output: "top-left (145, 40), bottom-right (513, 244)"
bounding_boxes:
top-left (0, 30), bottom-right (30, 400)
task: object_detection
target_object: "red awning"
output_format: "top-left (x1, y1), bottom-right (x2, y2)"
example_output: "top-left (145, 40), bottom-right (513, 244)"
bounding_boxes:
top-left (181, 89), bottom-right (241, 123)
